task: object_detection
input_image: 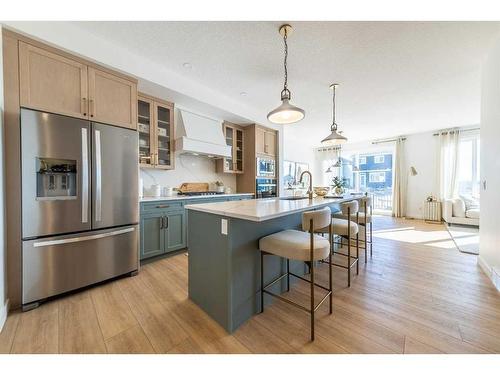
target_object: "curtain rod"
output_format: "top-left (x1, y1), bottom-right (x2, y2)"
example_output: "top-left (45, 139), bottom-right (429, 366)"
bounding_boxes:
top-left (433, 127), bottom-right (480, 136)
top-left (372, 137), bottom-right (406, 145)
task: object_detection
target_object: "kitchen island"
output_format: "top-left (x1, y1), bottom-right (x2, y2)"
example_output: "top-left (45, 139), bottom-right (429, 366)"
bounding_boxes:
top-left (185, 196), bottom-right (362, 333)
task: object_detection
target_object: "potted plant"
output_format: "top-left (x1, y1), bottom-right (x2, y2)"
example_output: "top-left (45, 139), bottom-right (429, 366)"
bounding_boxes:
top-left (331, 176), bottom-right (347, 195)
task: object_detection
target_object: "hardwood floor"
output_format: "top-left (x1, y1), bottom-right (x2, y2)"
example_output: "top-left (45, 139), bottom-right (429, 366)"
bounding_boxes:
top-left (1, 217), bottom-right (499, 354)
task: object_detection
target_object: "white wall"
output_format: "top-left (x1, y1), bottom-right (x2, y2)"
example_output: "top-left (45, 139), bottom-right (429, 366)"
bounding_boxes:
top-left (0, 28), bottom-right (8, 331)
top-left (479, 36), bottom-right (500, 290)
top-left (404, 131), bottom-right (440, 218)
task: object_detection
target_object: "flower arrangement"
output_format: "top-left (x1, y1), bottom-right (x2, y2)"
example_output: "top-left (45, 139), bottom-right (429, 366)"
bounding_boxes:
top-left (331, 176), bottom-right (347, 189)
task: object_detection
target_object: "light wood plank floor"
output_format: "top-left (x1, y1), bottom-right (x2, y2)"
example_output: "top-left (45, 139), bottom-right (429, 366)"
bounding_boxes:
top-left (1, 217), bottom-right (499, 354)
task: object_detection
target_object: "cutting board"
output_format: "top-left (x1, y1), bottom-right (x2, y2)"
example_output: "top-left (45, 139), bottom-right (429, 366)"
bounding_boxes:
top-left (178, 182), bottom-right (209, 193)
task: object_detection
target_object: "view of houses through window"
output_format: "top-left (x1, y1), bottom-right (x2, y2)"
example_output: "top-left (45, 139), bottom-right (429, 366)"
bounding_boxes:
top-left (324, 147), bottom-right (394, 213)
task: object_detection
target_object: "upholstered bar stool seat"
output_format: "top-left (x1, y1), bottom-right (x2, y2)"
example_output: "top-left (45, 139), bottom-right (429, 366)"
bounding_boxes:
top-left (317, 218), bottom-right (359, 237)
top-left (259, 230), bottom-right (330, 261)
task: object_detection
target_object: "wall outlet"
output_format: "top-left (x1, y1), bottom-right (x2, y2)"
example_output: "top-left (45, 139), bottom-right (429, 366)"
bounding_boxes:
top-left (221, 219), bottom-right (228, 235)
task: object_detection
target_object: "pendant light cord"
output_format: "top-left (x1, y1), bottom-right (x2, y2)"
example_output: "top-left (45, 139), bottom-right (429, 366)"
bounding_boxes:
top-left (331, 85), bottom-right (337, 131)
top-left (283, 28), bottom-right (288, 92)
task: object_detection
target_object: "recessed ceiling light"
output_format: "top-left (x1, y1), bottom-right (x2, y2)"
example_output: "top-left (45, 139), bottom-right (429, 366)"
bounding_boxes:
top-left (183, 62), bottom-right (192, 69)
top-left (240, 92), bottom-right (248, 97)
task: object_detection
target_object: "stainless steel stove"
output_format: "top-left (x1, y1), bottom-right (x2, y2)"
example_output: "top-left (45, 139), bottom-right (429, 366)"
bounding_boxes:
top-left (177, 191), bottom-right (225, 196)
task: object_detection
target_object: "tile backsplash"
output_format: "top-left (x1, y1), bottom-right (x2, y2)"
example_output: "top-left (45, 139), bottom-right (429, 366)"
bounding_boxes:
top-left (140, 153), bottom-right (236, 196)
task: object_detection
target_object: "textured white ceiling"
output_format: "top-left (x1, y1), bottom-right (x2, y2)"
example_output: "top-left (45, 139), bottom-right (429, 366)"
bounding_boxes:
top-left (74, 21), bottom-right (500, 145)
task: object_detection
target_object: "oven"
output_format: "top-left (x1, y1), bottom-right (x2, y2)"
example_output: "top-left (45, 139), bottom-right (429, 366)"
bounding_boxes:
top-left (256, 157), bottom-right (276, 178)
top-left (256, 178), bottom-right (277, 198)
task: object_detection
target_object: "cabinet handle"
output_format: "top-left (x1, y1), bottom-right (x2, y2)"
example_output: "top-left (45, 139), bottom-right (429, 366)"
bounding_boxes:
top-left (90, 99), bottom-right (94, 118)
top-left (264, 144), bottom-right (268, 154)
top-left (82, 98), bottom-right (87, 116)
top-left (156, 205), bottom-right (170, 209)
top-left (160, 216), bottom-right (164, 229)
top-left (165, 216), bottom-right (169, 228)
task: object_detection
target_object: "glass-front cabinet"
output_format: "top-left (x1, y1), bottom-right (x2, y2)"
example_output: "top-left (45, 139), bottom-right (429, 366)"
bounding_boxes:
top-left (216, 122), bottom-right (244, 174)
top-left (138, 94), bottom-right (174, 170)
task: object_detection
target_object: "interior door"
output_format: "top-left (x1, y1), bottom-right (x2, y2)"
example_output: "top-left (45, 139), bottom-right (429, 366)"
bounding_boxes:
top-left (21, 109), bottom-right (91, 239)
top-left (92, 122), bottom-right (139, 229)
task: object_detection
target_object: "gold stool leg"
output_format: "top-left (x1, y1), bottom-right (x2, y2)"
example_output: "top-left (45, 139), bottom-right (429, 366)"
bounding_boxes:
top-left (260, 251), bottom-right (264, 313)
top-left (347, 207), bottom-right (351, 287)
top-left (286, 258), bottom-right (290, 292)
top-left (309, 218), bottom-right (315, 341)
top-left (329, 221), bottom-right (333, 314)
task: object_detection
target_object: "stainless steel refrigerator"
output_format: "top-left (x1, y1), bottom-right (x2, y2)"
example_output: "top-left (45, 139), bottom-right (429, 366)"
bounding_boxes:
top-left (21, 108), bottom-right (139, 310)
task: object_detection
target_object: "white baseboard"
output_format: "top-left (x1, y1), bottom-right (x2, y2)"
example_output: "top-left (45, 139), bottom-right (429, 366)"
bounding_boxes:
top-left (478, 256), bottom-right (500, 292)
top-left (0, 299), bottom-right (8, 333)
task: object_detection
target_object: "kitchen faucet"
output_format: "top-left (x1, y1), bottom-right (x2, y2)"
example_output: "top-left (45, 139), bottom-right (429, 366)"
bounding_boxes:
top-left (299, 171), bottom-right (313, 200)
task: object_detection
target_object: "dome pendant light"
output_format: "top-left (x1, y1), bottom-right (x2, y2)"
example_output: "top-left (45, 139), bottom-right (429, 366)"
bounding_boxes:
top-left (321, 83), bottom-right (348, 145)
top-left (267, 24), bottom-right (305, 125)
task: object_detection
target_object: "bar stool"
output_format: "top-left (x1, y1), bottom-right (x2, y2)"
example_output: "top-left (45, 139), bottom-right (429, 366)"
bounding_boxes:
top-left (259, 207), bottom-right (333, 341)
top-left (319, 200), bottom-right (360, 287)
top-left (334, 196), bottom-right (373, 262)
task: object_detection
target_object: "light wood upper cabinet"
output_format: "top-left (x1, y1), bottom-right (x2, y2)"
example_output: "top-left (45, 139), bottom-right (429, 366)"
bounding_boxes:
top-left (88, 67), bottom-right (137, 129)
top-left (138, 94), bottom-right (174, 170)
top-left (264, 130), bottom-right (277, 157)
top-left (216, 122), bottom-right (244, 174)
top-left (255, 126), bottom-right (277, 157)
top-left (19, 41), bottom-right (88, 119)
top-left (255, 127), bottom-right (266, 155)
top-left (18, 41), bottom-right (137, 129)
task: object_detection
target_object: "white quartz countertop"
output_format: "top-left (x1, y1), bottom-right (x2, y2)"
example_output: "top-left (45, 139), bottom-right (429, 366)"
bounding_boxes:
top-left (140, 193), bottom-right (254, 203)
top-left (185, 196), bottom-right (362, 222)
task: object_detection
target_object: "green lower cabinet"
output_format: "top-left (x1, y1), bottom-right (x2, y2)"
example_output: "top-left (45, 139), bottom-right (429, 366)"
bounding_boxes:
top-left (165, 210), bottom-right (187, 252)
top-left (140, 213), bottom-right (165, 259)
top-left (140, 195), bottom-right (253, 260)
top-left (140, 209), bottom-right (186, 260)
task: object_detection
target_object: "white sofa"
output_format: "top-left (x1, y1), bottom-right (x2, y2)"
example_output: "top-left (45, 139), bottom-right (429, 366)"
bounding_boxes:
top-left (442, 198), bottom-right (479, 226)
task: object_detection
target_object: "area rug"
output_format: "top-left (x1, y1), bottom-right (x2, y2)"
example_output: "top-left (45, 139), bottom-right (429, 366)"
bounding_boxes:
top-left (446, 224), bottom-right (479, 255)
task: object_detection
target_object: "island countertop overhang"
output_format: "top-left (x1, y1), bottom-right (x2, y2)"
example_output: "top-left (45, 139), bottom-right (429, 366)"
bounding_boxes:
top-left (185, 196), bottom-right (363, 222)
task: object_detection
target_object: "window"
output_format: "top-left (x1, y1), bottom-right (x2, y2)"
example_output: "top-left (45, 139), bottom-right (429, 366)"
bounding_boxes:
top-left (360, 174), bottom-right (367, 188)
top-left (333, 149), bottom-right (394, 212)
top-left (369, 172), bottom-right (386, 183)
top-left (458, 134), bottom-right (480, 198)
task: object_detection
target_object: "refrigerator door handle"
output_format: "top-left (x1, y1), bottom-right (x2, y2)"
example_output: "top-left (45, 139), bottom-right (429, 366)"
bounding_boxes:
top-left (33, 227), bottom-right (135, 248)
top-left (81, 128), bottom-right (89, 223)
top-left (95, 129), bottom-right (102, 222)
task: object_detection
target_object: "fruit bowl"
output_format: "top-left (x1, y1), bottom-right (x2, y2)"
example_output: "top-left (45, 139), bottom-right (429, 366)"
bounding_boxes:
top-left (313, 186), bottom-right (330, 197)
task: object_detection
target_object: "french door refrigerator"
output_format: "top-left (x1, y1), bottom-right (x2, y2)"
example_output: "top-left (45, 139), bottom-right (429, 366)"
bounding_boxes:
top-left (21, 108), bottom-right (139, 310)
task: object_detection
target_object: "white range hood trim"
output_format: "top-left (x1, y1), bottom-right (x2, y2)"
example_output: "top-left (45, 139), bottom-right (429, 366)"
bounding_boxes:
top-left (175, 109), bottom-right (232, 158)
top-left (175, 136), bottom-right (231, 158)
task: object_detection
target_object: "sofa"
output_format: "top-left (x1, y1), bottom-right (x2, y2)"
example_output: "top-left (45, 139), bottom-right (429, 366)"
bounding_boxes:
top-left (442, 197), bottom-right (479, 226)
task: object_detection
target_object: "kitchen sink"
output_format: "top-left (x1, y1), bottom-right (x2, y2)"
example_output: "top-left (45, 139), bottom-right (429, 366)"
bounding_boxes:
top-left (279, 196), bottom-right (309, 200)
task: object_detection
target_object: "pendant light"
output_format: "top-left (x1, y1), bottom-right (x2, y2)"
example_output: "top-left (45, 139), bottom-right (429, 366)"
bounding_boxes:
top-left (321, 83), bottom-right (347, 145)
top-left (267, 24), bottom-right (305, 124)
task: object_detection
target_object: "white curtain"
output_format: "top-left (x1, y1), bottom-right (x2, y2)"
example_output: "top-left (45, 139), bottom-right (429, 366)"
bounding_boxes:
top-left (392, 138), bottom-right (406, 218)
top-left (437, 129), bottom-right (460, 200)
top-left (314, 146), bottom-right (341, 186)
